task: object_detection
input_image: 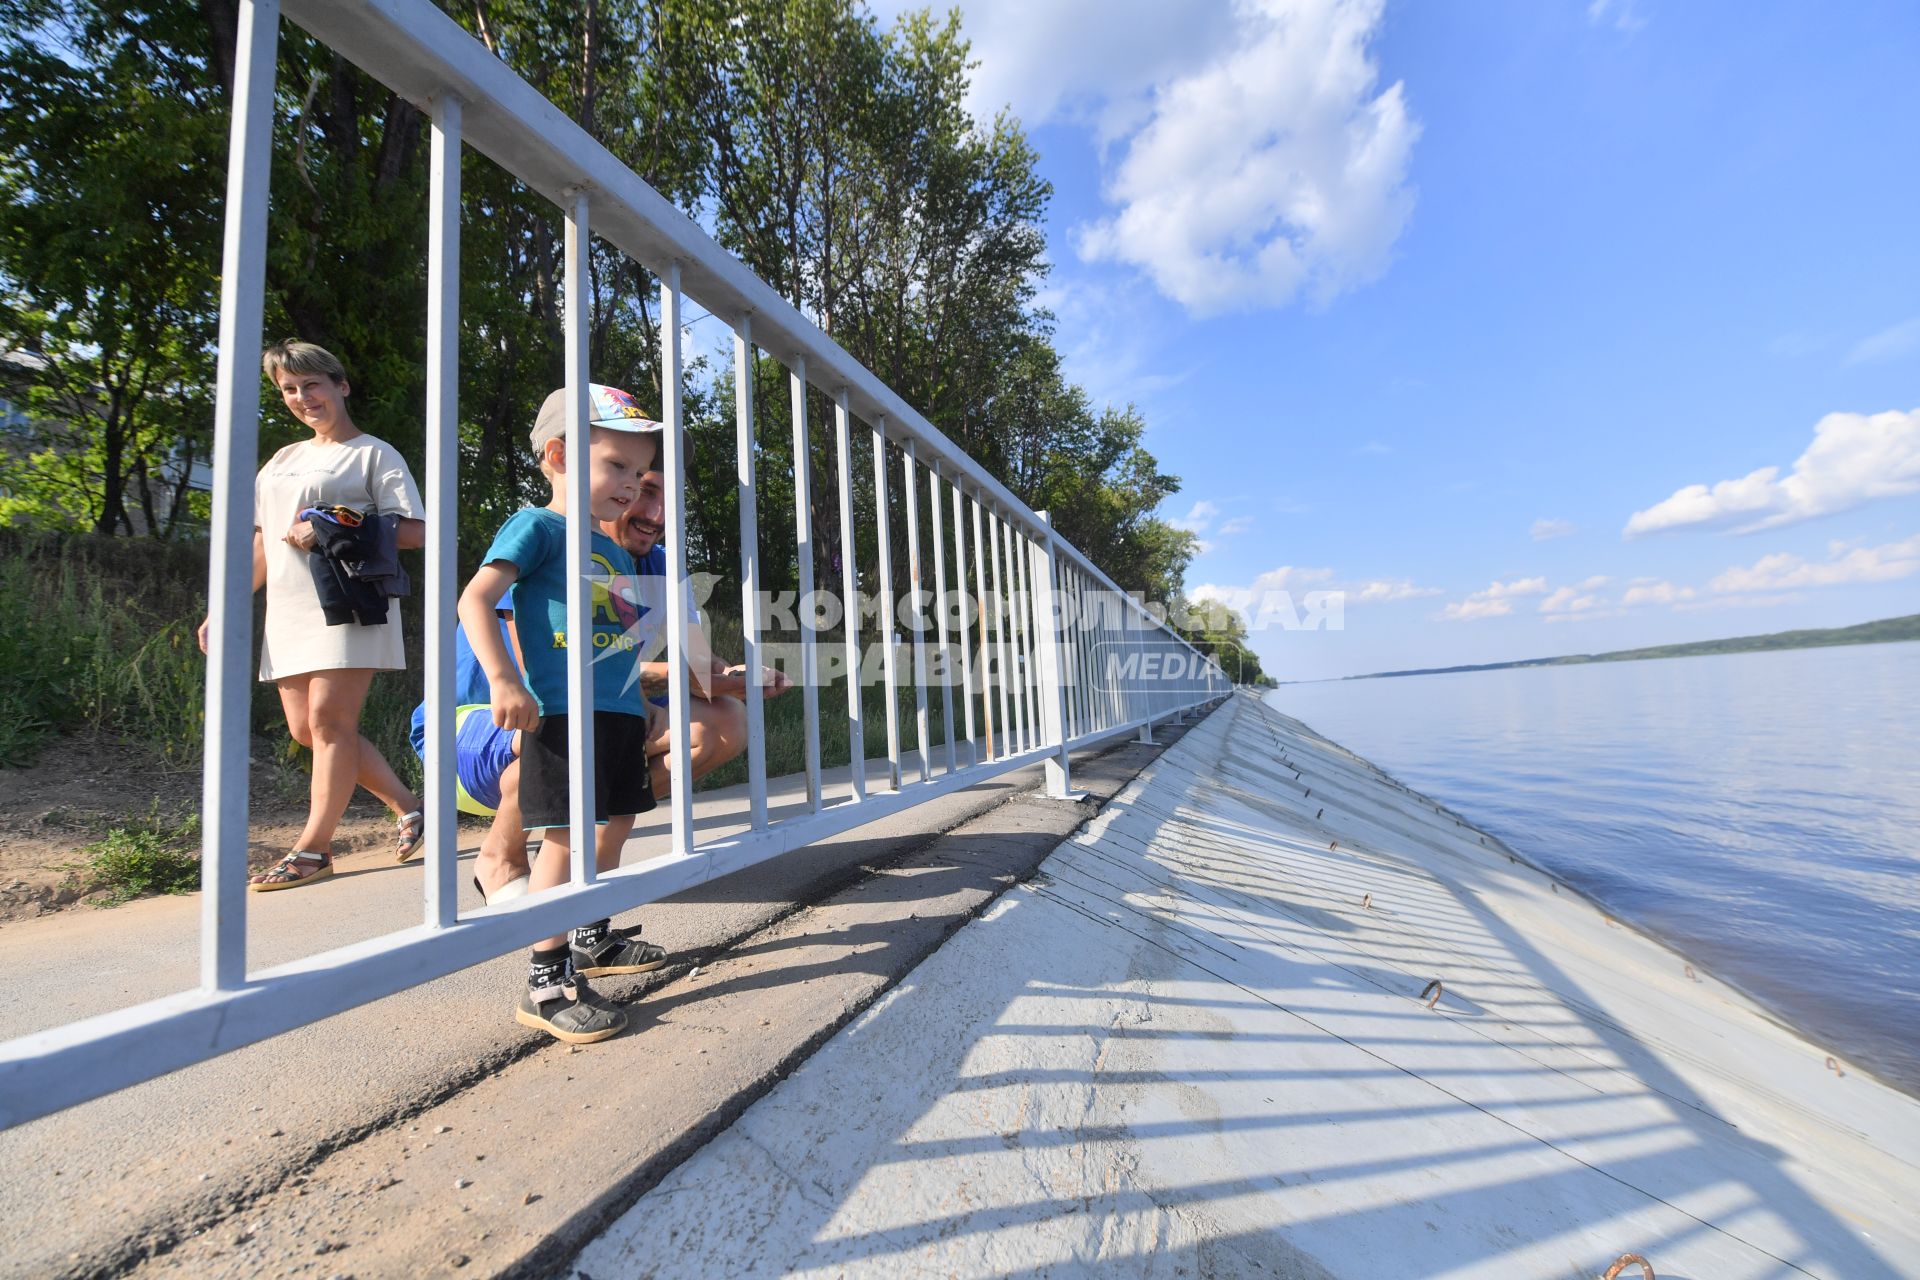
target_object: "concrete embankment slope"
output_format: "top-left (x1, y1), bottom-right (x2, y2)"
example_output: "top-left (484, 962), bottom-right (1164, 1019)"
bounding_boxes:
top-left (581, 690), bottom-right (1920, 1279)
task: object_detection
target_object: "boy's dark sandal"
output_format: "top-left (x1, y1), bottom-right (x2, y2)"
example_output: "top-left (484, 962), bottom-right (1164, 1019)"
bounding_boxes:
top-left (516, 976), bottom-right (627, 1044)
top-left (573, 926), bottom-right (668, 978)
top-left (249, 850), bottom-right (333, 892)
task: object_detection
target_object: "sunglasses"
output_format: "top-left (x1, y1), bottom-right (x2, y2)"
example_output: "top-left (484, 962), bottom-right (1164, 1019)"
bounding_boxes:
top-left (299, 503), bottom-right (366, 528)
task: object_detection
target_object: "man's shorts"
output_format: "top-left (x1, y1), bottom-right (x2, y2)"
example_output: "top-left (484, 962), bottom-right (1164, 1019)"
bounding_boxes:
top-left (410, 704), bottom-right (518, 817)
top-left (517, 711), bottom-right (656, 830)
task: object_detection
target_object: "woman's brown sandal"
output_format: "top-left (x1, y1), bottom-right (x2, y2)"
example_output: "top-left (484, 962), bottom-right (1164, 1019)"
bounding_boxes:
top-left (250, 850), bottom-right (333, 892)
top-left (394, 810), bottom-right (425, 863)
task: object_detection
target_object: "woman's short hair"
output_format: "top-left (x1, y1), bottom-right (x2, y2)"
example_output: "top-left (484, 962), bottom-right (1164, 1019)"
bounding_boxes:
top-left (262, 339), bottom-right (348, 386)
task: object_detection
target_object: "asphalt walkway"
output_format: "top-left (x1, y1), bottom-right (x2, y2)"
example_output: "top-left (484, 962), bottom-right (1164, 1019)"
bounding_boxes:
top-left (0, 728), bottom-right (1182, 1279)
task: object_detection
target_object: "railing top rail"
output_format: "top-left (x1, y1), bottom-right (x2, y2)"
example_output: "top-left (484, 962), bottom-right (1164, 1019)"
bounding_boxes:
top-left (280, 0), bottom-right (1199, 651)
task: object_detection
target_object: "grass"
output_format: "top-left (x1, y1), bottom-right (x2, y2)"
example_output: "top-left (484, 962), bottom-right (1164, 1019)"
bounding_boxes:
top-left (0, 529), bottom-right (213, 766)
top-left (0, 528), bottom-right (424, 789)
top-left (0, 527), bottom-right (1004, 806)
top-left (80, 806), bottom-right (202, 905)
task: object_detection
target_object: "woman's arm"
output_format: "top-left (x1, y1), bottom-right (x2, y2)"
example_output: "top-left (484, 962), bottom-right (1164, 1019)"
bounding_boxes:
top-left (197, 529), bottom-right (268, 654)
top-left (395, 517), bottom-right (426, 551)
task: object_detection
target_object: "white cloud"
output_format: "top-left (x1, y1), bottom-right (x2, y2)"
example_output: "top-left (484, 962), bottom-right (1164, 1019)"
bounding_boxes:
top-left (1075, 0), bottom-right (1420, 316)
top-left (1708, 534), bottom-right (1920, 593)
top-left (888, 0), bottom-right (1239, 137)
top-left (1218, 516), bottom-right (1254, 536)
top-left (1035, 274), bottom-right (1194, 412)
top-left (1531, 518), bottom-right (1577, 541)
top-left (1350, 578), bottom-right (1441, 603)
top-left (1539, 585), bottom-right (1603, 615)
top-left (1624, 407), bottom-right (1920, 537)
top-left (1436, 576), bottom-right (1548, 622)
top-left (1848, 317), bottom-right (1920, 366)
top-left (1169, 499), bottom-right (1220, 533)
top-left (1621, 580), bottom-right (1696, 607)
top-left (1192, 563), bottom-right (1437, 626)
top-left (1587, 0), bottom-right (1647, 32)
top-left (1438, 597), bottom-right (1512, 621)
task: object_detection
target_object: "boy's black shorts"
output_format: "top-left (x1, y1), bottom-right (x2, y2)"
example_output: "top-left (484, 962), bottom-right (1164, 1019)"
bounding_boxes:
top-left (518, 711), bottom-right (656, 830)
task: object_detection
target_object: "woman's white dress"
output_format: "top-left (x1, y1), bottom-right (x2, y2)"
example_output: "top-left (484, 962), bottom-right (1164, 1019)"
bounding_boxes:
top-left (254, 434), bottom-right (423, 681)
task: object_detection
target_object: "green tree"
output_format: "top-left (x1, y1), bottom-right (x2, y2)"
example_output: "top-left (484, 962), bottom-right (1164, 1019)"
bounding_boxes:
top-left (0, 1), bottom-right (227, 536)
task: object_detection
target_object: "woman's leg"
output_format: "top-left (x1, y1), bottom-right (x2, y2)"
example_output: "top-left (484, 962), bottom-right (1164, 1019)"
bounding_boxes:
top-left (278, 676), bottom-right (315, 750)
top-left (351, 724), bottom-right (421, 820)
top-left (290, 668), bottom-right (378, 854)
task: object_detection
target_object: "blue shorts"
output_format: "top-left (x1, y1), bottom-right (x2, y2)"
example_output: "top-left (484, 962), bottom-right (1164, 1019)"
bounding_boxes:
top-left (409, 704), bottom-right (518, 817)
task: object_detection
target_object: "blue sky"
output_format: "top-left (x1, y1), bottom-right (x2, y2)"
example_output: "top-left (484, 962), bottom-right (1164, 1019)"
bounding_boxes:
top-left (870, 0), bottom-right (1920, 680)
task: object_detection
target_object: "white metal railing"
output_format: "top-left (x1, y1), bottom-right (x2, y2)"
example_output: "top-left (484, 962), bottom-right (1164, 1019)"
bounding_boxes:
top-left (0, 0), bottom-right (1227, 1130)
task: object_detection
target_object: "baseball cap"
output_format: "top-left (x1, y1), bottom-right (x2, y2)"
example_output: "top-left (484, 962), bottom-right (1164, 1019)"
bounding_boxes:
top-left (531, 383), bottom-right (663, 456)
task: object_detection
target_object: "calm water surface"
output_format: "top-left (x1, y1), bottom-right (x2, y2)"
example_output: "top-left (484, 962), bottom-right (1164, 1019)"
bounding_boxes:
top-left (1267, 641), bottom-right (1920, 1096)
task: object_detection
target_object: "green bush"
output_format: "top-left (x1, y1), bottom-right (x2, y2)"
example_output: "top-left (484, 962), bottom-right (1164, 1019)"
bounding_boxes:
top-left (0, 528), bottom-right (424, 790)
top-left (83, 807), bottom-right (201, 905)
top-left (0, 529), bottom-right (211, 764)
top-left (0, 528), bottom-right (995, 798)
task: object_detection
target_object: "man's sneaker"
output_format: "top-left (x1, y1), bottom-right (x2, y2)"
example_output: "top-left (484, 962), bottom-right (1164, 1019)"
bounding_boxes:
top-left (515, 975), bottom-right (627, 1044)
top-left (572, 926), bottom-right (668, 978)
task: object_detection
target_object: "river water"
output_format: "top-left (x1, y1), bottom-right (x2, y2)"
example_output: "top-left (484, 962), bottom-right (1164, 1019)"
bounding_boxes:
top-left (1266, 640), bottom-right (1920, 1097)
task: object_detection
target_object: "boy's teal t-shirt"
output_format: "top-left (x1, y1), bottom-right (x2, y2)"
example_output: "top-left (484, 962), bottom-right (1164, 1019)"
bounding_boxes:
top-left (480, 507), bottom-right (647, 717)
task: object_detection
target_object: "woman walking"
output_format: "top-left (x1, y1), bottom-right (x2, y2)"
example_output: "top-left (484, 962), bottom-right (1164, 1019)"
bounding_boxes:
top-left (199, 340), bottom-right (427, 889)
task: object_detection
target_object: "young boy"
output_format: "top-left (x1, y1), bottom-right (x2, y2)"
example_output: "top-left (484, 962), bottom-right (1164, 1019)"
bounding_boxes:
top-left (457, 384), bottom-right (666, 1043)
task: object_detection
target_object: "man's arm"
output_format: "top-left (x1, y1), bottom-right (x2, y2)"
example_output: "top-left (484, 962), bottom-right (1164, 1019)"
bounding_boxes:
top-left (635, 620), bottom-right (790, 700)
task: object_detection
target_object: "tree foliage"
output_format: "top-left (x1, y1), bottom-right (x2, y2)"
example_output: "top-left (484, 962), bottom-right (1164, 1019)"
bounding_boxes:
top-left (0, 0), bottom-right (1196, 607)
top-left (0, 1), bottom-right (225, 535)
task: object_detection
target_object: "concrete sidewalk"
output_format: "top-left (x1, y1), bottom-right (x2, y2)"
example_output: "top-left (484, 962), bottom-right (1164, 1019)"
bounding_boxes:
top-left (578, 692), bottom-right (1920, 1279)
top-left (0, 729), bottom-right (1181, 1279)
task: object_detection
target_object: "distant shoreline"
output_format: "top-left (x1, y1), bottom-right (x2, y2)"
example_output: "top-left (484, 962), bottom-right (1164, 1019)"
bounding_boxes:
top-left (1303, 612), bottom-right (1920, 685)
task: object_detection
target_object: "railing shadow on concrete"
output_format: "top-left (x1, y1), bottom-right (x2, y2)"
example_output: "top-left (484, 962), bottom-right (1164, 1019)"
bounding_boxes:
top-left (567, 695), bottom-right (1909, 1279)
top-left (0, 0), bottom-right (1228, 1130)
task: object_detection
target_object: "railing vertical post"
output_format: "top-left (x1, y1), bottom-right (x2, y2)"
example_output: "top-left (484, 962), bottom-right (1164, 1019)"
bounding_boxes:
top-left (1031, 512), bottom-right (1076, 799)
top-left (423, 94), bottom-right (462, 927)
top-left (833, 389), bottom-right (864, 801)
top-left (968, 497), bottom-right (995, 761)
top-left (1134, 601), bottom-right (1153, 744)
top-left (1065, 569), bottom-right (1087, 743)
top-left (1104, 590), bottom-right (1120, 732)
top-left (829, 391), bottom-right (867, 794)
top-left (201, 0), bottom-right (280, 992)
top-left (790, 358), bottom-right (821, 812)
top-left (950, 482), bottom-right (978, 765)
top-left (902, 441), bottom-right (932, 781)
top-left (928, 468), bottom-right (957, 775)
top-left (660, 262), bottom-right (693, 853)
top-left (988, 509), bottom-right (1013, 756)
top-left (872, 420), bottom-right (902, 789)
top-left (1009, 522), bottom-right (1036, 751)
top-left (733, 319), bottom-right (767, 829)
top-left (562, 191), bottom-right (596, 884)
